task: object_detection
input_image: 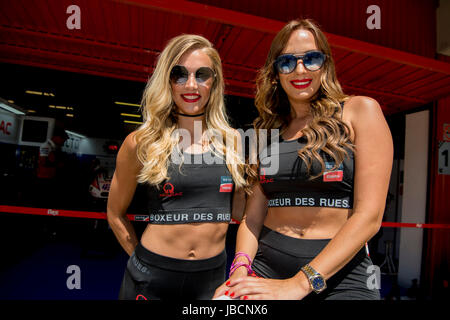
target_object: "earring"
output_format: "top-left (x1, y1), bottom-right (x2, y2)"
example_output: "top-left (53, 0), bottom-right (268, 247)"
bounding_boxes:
top-left (271, 79), bottom-right (278, 90)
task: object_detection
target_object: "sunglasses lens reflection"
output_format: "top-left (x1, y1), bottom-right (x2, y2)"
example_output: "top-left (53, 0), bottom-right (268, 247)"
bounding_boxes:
top-left (303, 52), bottom-right (325, 71)
top-left (170, 66), bottom-right (188, 84)
top-left (277, 56), bottom-right (297, 74)
top-left (170, 66), bottom-right (214, 84)
top-left (195, 67), bottom-right (214, 83)
top-left (275, 52), bottom-right (325, 73)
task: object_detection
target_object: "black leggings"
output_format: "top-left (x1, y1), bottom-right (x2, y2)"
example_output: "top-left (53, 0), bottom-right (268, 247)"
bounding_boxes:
top-left (118, 243), bottom-right (227, 300)
top-left (252, 226), bottom-right (380, 300)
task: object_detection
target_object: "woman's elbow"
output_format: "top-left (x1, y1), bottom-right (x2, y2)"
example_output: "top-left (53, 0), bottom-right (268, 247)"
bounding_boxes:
top-left (353, 207), bottom-right (384, 240)
top-left (367, 209), bottom-right (384, 239)
top-left (369, 219), bottom-right (382, 239)
top-left (106, 203), bottom-right (122, 226)
top-left (106, 210), bottom-right (116, 227)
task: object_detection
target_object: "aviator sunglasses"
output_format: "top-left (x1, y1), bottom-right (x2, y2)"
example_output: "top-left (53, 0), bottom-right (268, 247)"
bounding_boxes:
top-left (170, 65), bottom-right (215, 85)
top-left (274, 51), bottom-right (326, 74)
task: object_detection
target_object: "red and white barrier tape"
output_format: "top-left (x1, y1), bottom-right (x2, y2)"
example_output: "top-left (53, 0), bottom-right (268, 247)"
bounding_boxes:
top-left (0, 205), bottom-right (448, 229)
top-left (380, 222), bottom-right (450, 229)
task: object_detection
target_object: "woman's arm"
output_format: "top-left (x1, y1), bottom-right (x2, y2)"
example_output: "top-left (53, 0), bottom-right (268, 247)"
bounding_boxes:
top-left (213, 182), bottom-right (268, 298)
top-left (231, 187), bottom-right (246, 222)
top-left (229, 96), bottom-right (394, 299)
top-left (230, 128), bottom-right (247, 223)
top-left (235, 182), bottom-right (268, 265)
top-left (107, 132), bottom-right (143, 256)
top-left (300, 96), bottom-right (393, 282)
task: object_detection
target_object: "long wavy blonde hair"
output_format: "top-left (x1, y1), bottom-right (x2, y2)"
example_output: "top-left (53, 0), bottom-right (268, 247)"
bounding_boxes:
top-left (134, 34), bottom-right (247, 189)
top-left (249, 19), bottom-right (354, 184)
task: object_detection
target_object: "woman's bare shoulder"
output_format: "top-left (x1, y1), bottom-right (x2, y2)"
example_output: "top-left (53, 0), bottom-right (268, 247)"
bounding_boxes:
top-left (343, 96), bottom-right (382, 119)
top-left (117, 131), bottom-right (141, 168)
top-left (123, 131), bottom-right (139, 149)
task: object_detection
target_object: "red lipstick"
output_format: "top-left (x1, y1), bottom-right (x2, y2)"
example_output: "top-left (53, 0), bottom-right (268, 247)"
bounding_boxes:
top-left (181, 94), bottom-right (201, 103)
top-left (290, 79), bottom-right (312, 89)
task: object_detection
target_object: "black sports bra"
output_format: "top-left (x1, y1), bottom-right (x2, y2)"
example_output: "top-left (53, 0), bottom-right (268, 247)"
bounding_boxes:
top-left (259, 133), bottom-right (354, 209)
top-left (144, 148), bottom-right (234, 224)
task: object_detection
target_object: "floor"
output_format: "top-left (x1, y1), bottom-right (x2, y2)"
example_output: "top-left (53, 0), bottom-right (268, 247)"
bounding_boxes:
top-left (0, 213), bottom-right (397, 300)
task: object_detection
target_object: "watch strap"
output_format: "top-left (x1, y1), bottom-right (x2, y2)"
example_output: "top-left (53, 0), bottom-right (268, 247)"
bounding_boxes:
top-left (301, 264), bottom-right (317, 278)
top-left (301, 264), bottom-right (326, 293)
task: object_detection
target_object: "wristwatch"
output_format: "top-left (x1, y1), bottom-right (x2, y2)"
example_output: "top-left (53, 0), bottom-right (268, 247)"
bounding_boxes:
top-left (301, 264), bottom-right (327, 294)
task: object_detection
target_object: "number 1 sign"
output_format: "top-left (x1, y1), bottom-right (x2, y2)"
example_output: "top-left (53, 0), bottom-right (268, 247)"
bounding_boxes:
top-left (438, 141), bottom-right (450, 175)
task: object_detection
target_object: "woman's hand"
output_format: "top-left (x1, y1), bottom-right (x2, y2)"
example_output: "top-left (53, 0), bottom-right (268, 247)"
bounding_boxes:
top-left (212, 268), bottom-right (248, 299)
top-left (222, 273), bottom-right (312, 300)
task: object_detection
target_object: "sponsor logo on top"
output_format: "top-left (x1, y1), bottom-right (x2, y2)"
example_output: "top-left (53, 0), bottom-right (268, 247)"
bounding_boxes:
top-left (219, 176), bottom-right (233, 192)
top-left (159, 183), bottom-right (183, 197)
top-left (134, 215), bottom-right (149, 222)
top-left (323, 162), bottom-right (344, 182)
top-left (259, 168), bottom-right (274, 184)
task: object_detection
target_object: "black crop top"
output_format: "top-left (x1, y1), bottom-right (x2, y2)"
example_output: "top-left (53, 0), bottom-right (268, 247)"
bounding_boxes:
top-left (144, 149), bottom-right (234, 224)
top-left (259, 134), bottom-right (354, 209)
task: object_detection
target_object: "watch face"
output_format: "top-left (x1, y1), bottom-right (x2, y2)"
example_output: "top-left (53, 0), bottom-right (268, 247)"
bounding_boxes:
top-left (311, 276), bottom-right (326, 291)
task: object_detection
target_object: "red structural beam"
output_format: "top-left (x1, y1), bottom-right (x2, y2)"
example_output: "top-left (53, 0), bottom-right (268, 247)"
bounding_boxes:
top-left (114, 0), bottom-right (285, 34)
top-left (0, 43), bottom-right (150, 75)
top-left (0, 26), bottom-right (160, 57)
top-left (116, 0), bottom-right (450, 75)
top-left (0, 25), bottom-right (259, 79)
top-left (0, 55), bottom-right (147, 84)
top-left (1, 0), bottom-right (448, 103)
top-left (342, 83), bottom-right (427, 104)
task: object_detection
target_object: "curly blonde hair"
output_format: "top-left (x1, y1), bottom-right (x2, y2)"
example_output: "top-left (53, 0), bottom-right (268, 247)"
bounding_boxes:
top-left (134, 34), bottom-right (247, 189)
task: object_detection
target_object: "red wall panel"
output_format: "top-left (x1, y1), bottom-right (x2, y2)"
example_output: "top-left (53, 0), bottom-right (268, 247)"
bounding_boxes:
top-left (190, 0), bottom-right (437, 58)
top-left (424, 85), bottom-right (450, 297)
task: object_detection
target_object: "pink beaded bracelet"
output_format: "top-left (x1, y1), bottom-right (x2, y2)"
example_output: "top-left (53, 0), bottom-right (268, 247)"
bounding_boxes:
top-left (229, 262), bottom-right (253, 277)
top-left (232, 252), bottom-right (252, 265)
top-left (229, 252), bottom-right (253, 277)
